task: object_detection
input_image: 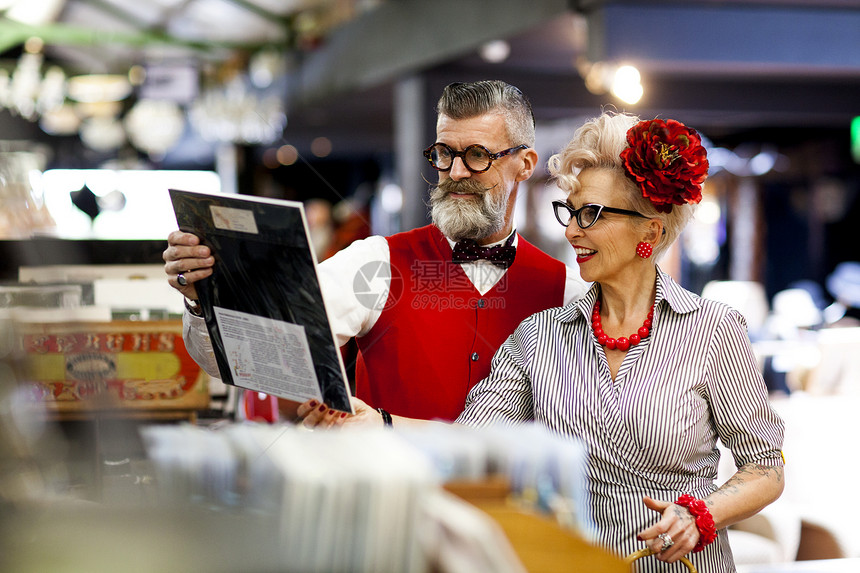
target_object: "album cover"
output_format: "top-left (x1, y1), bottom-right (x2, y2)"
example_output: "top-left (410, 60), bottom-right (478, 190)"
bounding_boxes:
top-left (169, 188), bottom-right (352, 413)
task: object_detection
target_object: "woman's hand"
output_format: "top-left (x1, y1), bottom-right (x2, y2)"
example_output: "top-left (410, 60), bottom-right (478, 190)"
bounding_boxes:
top-left (163, 230), bottom-right (215, 300)
top-left (295, 396), bottom-right (383, 429)
top-left (637, 496), bottom-right (699, 562)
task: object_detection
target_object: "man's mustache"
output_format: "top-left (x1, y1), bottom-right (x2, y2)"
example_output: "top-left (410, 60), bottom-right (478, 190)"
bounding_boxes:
top-left (437, 179), bottom-right (495, 196)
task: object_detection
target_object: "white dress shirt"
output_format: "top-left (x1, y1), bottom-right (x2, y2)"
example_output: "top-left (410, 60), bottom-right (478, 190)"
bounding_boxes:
top-left (184, 230), bottom-right (588, 376)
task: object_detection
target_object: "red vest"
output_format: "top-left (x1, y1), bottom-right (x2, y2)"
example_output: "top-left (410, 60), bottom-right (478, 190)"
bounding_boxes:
top-left (355, 225), bottom-right (565, 421)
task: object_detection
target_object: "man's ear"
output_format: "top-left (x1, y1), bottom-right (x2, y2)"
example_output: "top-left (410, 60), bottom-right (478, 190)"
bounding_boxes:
top-left (516, 148), bottom-right (539, 182)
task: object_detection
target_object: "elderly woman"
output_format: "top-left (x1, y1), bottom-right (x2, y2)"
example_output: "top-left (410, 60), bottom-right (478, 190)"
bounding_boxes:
top-left (455, 112), bottom-right (785, 570)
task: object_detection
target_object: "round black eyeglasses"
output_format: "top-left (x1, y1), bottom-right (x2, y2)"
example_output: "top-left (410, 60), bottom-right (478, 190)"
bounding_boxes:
top-left (423, 143), bottom-right (528, 173)
top-left (552, 200), bottom-right (648, 229)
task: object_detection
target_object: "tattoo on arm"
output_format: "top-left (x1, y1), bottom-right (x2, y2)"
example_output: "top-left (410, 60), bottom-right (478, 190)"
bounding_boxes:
top-left (737, 463), bottom-right (784, 481)
top-left (711, 463), bottom-right (784, 500)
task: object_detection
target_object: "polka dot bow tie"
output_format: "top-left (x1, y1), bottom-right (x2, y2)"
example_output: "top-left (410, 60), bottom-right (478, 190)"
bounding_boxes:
top-left (451, 235), bottom-right (516, 269)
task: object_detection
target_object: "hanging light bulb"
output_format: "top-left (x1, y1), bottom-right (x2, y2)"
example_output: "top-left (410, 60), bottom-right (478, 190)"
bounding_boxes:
top-left (479, 40), bottom-right (511, 64)
top-left (610, 65), bottom-right (643, 105)
top-left (9, 52), bottom-right (44, 120)
top-left (578, 58), bottom-right (645, 105)
top-left (189, 75), bottom-right (286, 145)
top-left (79, 116), bottom-right (126, 152)
top-left (66, 74), bottom-right (132, 104)
top-left (39, 104), bottom-right (81, 135)
top-left (1, 36), bottom-right (67, 122)
top-left (36, 66), bottom-right (66, 115)
top-left (124, 99), bottom-right (186, 157)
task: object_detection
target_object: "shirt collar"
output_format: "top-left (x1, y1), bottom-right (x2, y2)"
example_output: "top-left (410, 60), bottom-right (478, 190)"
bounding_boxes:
top-left (555, 266), bottom-right (701, 324)
top-left (657, 266), bottom-right (701, 315)
top-left (444, 227), bottom-right (518, 250)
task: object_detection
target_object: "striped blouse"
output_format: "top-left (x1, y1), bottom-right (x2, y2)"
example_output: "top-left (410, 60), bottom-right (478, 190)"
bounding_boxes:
top-left (456, 268), bottom-right (785, 572)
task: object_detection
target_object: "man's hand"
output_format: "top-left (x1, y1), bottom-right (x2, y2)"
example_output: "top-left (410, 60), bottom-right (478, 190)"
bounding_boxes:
top-left (296, 396), bottom-right (384, 429)
top-left (163, 230), bottom-right (215, 300)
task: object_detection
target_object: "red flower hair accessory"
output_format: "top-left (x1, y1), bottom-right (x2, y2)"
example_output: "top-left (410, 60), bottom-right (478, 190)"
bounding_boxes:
top-left (620, 119), bottom-right (709, 213)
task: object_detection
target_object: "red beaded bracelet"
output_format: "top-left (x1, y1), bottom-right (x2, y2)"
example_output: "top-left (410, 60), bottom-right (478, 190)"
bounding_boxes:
top-left (675, 494), bottom-right (717, 552)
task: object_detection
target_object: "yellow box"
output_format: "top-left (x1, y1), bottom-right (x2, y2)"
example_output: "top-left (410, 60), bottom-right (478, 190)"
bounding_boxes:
top-left (18, 320), bottom-right (209, 417)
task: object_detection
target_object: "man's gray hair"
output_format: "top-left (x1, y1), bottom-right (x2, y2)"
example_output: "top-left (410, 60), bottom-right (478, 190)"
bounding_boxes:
top-left (436, 80), bottom-right (535, 147)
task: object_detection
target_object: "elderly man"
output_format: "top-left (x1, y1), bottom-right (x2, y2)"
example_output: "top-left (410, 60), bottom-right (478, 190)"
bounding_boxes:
top-left (164, 80), bottom-right (587, 424)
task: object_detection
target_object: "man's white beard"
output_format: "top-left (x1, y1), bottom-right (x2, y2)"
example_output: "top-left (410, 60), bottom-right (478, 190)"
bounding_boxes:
top-left (429, 181), bottom-right (509, 242)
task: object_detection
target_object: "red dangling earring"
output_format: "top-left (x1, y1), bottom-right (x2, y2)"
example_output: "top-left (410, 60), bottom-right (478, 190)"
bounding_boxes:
top-left (636, 242), bottom-right (653, 259)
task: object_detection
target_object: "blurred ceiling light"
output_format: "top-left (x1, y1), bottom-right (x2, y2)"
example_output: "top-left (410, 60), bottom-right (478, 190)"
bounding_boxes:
top-left (695, 195), bottom-right (722, 226)
top-left (189, 76), bottom-right (286, 145)
top-left (39, 104), bottom-right (81, 136)
top-left (2, 54), bottom-right (41, 120)
top-left (249, 49), bottom-right (284, 89)
top-left (380, 183), bottom-right (403, 213)
top-left (714, 144), bottom-right (782, 177)
top-left (262, 148), bottom-right (279, 170)
top-left (67, 74), bottom-right (133, 103)
top-left (79, 116), bottom-right (126, 152)
top-left (311, 136), bottom-right (332, 158)
top-left (685, 188), bottom-right (722, 267)
top-left (578, 59), bottom-right (644, 105)
top-left (74, 100), bottom-right (123, 118)
top-left (480, 40), bottom-right (511, 63)
top-left (610, 65), bottom-right (643, 105)
top-left (0, 42), bottom-right (66, 121)
top-left (749, 148), bottom-right (778, 176)
top-left (128, 65), bottom-right (147, 87)
top-left (3, 0), bottom-right (65, 25)
top-left (580, 60), bottom-right (610, 95)
top-left (124, 99), bottom-right (186, 157)
top-left (277, 144), bottom-right (298, 166)
top-left (704, 146), bottom-right (731, 171)
top-left (24, 36), bottom-right (44, 53)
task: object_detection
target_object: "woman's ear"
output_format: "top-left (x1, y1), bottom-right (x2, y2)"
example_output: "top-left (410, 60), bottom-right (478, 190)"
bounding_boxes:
top-left (646, 218), bottom-right (664, 245)
top-left (516, 148), bottom-right (539, 182)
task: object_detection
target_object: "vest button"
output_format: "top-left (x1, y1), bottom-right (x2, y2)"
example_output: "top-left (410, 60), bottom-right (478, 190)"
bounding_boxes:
top-left (477, 299), bottom-right (486, 308)
top-left (471, 352), bottom-right (479, 361)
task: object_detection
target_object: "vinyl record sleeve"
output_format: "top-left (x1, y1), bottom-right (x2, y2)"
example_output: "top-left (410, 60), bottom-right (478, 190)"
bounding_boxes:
top-left (169, 188), bottom-right (353, 413)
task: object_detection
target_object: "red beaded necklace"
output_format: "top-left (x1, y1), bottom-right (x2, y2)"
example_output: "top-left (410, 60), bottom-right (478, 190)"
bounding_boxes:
top-left (591, 299), bottom-right (655, 351)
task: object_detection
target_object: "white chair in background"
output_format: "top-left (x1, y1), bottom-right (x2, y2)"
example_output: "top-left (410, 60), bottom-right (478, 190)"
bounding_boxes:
top-left (701, 280), bottom-right (770, 337)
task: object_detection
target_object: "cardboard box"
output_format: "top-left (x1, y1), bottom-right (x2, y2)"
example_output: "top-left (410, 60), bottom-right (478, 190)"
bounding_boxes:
top-left (19, 320), bottom-right (208, 416)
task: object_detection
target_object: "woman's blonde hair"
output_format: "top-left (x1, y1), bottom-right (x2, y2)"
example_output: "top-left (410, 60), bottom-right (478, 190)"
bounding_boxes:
top-left (547, 111), bottom-right (697, 260)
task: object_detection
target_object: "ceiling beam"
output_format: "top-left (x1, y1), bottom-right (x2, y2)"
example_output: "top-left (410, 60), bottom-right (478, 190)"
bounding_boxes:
top-left (583, 1), bottom-right (860, 74)
top-left (222, 0), bottom-right (293, 29)
top-left (285, 0), bottom-right (572, 107)
top-left (72, 0), bottom-right (151, 31)
top-left (0, 16), bottom-right (269, 57)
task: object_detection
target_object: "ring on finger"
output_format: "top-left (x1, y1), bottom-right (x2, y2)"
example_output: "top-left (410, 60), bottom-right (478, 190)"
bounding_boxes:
top-left (177, 273), bottom-right (187, 286)
top-left (658, 532), bottom-right (674, 551)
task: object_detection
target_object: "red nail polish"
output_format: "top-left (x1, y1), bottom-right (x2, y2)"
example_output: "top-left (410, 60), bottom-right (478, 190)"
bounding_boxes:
top-left (309, 400), bottom-right (318, 408)
top-left (327, 410), bottom-right (335, 416)
top-left (318, 404), bottom-right (326, 412)
top-left (637, 535), bottom-right (643, 541)
top-left (340, 412), bottom-right (347, 418)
